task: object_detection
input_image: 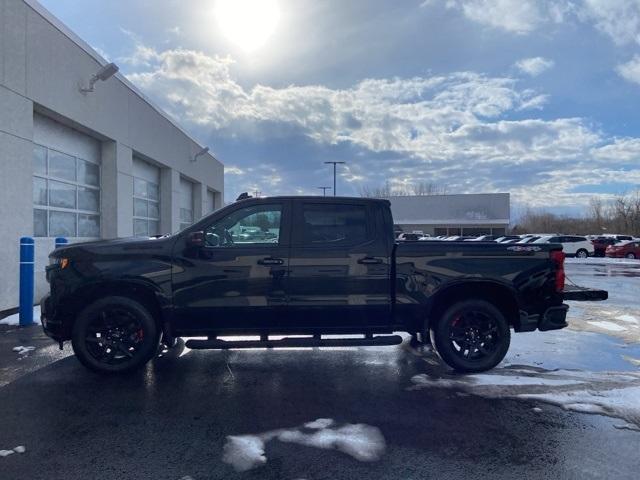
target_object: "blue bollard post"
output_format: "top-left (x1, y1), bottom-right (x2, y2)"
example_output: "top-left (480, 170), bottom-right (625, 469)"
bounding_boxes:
top-left (19, 237), bottom-right (35, 327)
top-left (55, 237), bottom-right (68, 249)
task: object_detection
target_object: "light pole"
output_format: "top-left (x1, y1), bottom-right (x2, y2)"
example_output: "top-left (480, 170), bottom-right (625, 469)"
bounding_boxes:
top-left (317, 186), bottom-right (331, 196)
top-left (324, 161), bottom-right (346, 197)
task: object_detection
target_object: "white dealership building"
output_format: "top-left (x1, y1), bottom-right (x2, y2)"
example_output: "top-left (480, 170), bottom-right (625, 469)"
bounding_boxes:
top-left (389, 194), bottom-right (510, 237)
top-left (0, 0), bottom-right (224, 311)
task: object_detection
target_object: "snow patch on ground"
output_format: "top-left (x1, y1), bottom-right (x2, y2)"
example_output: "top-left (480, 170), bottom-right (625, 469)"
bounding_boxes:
top-left (221, 419), bottom-right (386, 472)
top-left (410, 367), bottom-right (640, 428)
top-left (518, 386), bottom-right (640, 427)
top-left (587, 321), bottom-right (628, 332)
top-left (565, 257), bottom-right (640, 266)
top-left (278, 424), bottom-right (385, 462)
top-left (0, 306), bottom-right (41, 326)
top-left (0, 446), bottom-right (26, 457)
top-left (304, 418), bottom-right (334, 429)
top-left (12, 346), bottom-right (35, 355)
top-left (222, 435), bottom-right (267, 472)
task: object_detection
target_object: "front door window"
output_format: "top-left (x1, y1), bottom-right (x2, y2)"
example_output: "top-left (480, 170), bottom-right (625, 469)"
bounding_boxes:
top-left (204, 204), bottom-right (282, 247)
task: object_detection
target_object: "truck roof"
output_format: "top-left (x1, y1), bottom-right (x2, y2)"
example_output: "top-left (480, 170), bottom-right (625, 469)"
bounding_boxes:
top-left (236, 195), bottom-right (391, 205)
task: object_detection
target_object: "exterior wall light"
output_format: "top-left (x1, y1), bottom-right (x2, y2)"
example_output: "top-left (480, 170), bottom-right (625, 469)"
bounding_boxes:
top-left (192, 147), bottom-right (210, 162)
top-left (79, 62), bottom-right (119, 93)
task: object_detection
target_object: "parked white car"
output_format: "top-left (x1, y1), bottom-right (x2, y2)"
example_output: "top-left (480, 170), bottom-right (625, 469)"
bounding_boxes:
top-left (600, 234), bottom-right (634, 242)
top-left (532, 235), bottom-right (594, 258)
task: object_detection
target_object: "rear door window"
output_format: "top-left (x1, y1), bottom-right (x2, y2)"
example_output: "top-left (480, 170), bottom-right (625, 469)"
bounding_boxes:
top-left (298, 203), bottom-right (369, 246)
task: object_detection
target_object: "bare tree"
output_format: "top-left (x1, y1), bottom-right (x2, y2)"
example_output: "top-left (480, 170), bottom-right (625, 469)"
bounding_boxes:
top-left (513, 190), bottom-right (640, 236)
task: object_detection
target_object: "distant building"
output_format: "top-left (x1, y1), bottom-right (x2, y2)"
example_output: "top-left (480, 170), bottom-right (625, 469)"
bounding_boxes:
top-left (388, 193), bottom-right (510, 236)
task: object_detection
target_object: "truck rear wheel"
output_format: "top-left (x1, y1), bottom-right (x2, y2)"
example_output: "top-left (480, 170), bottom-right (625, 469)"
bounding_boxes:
top-left (71, 296), bottom-right (160, 374)
top-left (429, 299), bottom-right (510, 373)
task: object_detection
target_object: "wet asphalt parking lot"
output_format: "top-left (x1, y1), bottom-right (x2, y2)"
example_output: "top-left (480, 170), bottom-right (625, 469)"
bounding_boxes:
top-left (1, 259), bottom-right (639, 480)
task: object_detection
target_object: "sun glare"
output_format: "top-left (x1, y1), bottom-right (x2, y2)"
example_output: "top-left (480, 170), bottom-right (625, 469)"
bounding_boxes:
top-left (215, 0), bottom-right (281, 52)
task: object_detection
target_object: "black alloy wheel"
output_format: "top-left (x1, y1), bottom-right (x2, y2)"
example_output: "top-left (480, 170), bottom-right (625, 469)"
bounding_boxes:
top-left (429, 299), bottom-right (511, 373)
top-left (84, 308), bottom-right (145, 365)
top-left (72, 296), bottom-right (159, 373)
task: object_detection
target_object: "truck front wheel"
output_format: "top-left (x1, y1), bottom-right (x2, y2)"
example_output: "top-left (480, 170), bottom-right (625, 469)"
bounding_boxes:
top-left (429, 299), bottom-right (510, 373)
top-left (71, 296), bottom-right (160, 374)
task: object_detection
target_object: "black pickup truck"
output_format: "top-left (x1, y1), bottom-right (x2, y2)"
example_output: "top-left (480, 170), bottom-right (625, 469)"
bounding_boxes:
top-left (42, 196), bottom-right (607, 374)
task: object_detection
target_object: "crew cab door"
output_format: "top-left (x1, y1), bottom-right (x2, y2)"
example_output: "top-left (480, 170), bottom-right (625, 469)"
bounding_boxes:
top-left (171, 200), bottom-right (291, 332)
top-left (286, 200), bottom-right (391, 328)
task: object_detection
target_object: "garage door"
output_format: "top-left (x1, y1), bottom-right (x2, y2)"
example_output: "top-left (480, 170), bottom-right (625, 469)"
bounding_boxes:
top-left (32, 113), bottom-right (101, 238)
top-left (179, 177), bottom-right (194, 230)
top-left (207, 190), bottom-right (216, 214)
top-left (132, 157), bottom-right (160, 236)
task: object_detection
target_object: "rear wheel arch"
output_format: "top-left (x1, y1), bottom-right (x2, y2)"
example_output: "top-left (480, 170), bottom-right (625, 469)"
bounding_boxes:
top-left (424, 281), bottom-right (520, 332)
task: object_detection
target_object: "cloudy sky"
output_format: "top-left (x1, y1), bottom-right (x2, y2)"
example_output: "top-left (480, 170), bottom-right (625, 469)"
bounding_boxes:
top-left (40, 0), bottom-right (640, 213)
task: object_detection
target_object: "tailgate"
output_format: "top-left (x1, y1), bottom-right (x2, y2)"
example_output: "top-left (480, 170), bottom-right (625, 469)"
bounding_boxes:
top-left (562, 285), bottom-right (608, 301)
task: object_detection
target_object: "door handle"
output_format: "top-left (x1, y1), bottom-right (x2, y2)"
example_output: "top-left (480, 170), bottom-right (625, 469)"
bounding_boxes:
top-left (257, 257), bottom-right (284, 266)
top-left (358, 257), bottom-right (383, 265)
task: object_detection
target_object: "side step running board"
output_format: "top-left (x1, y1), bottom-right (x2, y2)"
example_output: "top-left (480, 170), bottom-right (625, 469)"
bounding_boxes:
top-left (185, 334), bottom-right (403, 350)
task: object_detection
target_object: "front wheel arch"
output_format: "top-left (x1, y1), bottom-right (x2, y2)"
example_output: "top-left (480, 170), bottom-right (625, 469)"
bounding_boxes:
top-left (61, 281), bottom-right (167, 340)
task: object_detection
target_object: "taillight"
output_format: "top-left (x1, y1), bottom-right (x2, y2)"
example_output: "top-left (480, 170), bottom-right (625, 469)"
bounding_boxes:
top-left (550, 250), bottom-right (565, 292)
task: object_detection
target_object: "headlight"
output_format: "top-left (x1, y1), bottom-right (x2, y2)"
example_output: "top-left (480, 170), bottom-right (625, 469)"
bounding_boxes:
top-left (49, 257), bottom-right (70, 269)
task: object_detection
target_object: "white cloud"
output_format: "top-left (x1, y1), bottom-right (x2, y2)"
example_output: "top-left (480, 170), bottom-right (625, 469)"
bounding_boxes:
top-left (617, 55), bottom-right (640, 85)
top-left (426, 0), bottom-right (572, 34)
top-left (458, 0), bottom-right (545, 34)
top-left (515, 57), bottom-right (555, 76)
top-left (591, 136), bottom-right (640, 161)
top-left (425, 0), bottom-right (640, 47)
top-left (580, 0), bottom-right (640, 45)
top-left (124, 46), bottom-right (640, 208)
top-left (224, 166), bottom-right (245, 175)
top-left (91, 45), bottom-right (111, 62)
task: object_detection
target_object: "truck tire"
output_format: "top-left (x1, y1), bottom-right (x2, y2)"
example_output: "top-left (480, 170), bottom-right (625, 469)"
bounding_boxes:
top-left (429, 299), bottom-right (510, 373)
top-left (71, 296), bottom-right (160, 374)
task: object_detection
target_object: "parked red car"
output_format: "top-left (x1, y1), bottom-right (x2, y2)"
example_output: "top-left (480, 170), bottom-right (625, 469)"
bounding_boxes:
top-left (605, 240), bottom-right (640, 259)
top-left (592, 237), bottom-right (618, 257)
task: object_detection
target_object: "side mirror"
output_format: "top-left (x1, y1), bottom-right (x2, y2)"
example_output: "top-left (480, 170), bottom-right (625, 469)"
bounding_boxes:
top-left (187, 231), bottom-right (205, 247)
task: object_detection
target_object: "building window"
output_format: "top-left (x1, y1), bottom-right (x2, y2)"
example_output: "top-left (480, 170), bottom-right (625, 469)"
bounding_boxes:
top-left (133, 177), bottom-right (160, 237)
top-left (33, 144), bottom-right (100, 238)
top-left (179, 177), bottom-right (194, 231)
